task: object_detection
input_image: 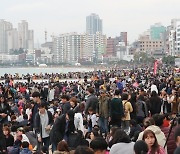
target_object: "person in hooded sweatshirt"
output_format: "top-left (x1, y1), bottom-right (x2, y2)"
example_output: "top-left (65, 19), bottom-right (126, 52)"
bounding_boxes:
top-left (137, 117), bottom-right (167, 153)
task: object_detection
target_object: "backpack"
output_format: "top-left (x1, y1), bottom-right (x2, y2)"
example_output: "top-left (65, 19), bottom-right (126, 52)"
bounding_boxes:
top-left (123, 101), bottom-right (128, 118)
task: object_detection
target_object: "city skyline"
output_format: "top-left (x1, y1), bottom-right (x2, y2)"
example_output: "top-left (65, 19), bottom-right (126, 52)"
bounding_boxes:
top-left (1, 0), bottom-right (180, 45)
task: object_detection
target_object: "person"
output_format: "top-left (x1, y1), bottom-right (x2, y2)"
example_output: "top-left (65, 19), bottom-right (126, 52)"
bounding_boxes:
top-left (71, 99), bottom-right (84, 134)
top-left (8, 139), bottom-right (22, 154)
top-left (121, 93), bottom-right (133, 133)
top-left (136, 95), bottom-right (148, 124)
top-left (129, 92), bottom-right (137, 120)
top-left (137, 117), bottom-right (166, 150)
top-left (134, 140), bottom-right (148, 154)
top-left (89, 129), bottom-right (102, 142)
top-left (152, 114), bottom-right (176, 154)
top-left (109, 129), bottom-right (135, 154)
top-left (0, 124), bottom-right (6, 153)
top-left (53, 140), bottom-right (70, 154)
top-left (87, 107), bottom-right (98, 132)
top-left (129, 119), bottom-right (142, 141)
top-left (142, 130), bottom-right (166, 154)
top-left (106, 126), bottom-right (118, 144)
top-left (50, 110), bottom-right (75, 152)
top-left (90, 137), bottom-right (108, 154)
top-left (3, 126), bottom-right (14, 147)
top-left (48, 85), bottom-right (55, 102)
top-left (97, 89), bottom-right (110, 135)
top-left (85, 87), bottom-right (98, 114)
top-left (31, 92), bottom-right (43, 128)
top-left (109, 89), bottom-right (124, 127)
top-left (34, 102), bottom-right (53, 152)
top-left (20, 141), bottom-right (32, 154)
top-left (61, 95), bottom-right (71, 114)
top-left (174, 126), bottom-right (180, 147)
top-left (174, 147), bottom-right (180, 154)
top-left (16, 127), bottom-right (30, 143)
top-left (0, 94), bottom-right (12, 124)
top-left (149, 91), bottom-right (162, 115)
top-left (74, 146), bottom-right (94, 154)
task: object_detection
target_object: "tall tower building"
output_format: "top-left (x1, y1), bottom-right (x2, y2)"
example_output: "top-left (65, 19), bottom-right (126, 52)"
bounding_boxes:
top-left (86, 13), bottom-right (102, 34)
top-left (0, 19), bottom-right (13, 53)
top-left (7, 28), bottom-right (19, 53)
top-left (18, 20), bottom-right (34, 51)
top-left (18, 20), bottom-right (29, 49)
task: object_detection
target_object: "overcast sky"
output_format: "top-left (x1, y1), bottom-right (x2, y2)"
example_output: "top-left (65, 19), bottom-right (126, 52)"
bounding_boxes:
top-left (1, 0), bottom-right (180, 45)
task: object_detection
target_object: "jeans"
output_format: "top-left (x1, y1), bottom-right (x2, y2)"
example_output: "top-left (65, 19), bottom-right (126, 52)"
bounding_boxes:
top-left (37, 137), bottom-right (50, 153)
top-left (52, 142), bottom-right (57, 153)
top-left (98, 117), bottom-right (109, 134)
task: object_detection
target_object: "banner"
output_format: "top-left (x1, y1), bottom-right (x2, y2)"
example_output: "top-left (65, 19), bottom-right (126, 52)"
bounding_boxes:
top-left (154, 60), bottom-right (158, 75)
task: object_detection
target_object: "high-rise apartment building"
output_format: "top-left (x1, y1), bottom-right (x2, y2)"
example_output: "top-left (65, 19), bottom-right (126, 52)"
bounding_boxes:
top-left (0, 19), bottom-right (13, 53)
top-left (7, 28), bottom-right (19, 53)
top-left (80, 32), bottom-right (106, 61)
top-left (52, 33), bottom-right (81, 63)
top-left (168, 19), bottom-right (180, 56)
top-left (80, 33), bottom-right (95, 60)
top-left (86, 13), bottom-right (102, 34)
top-left (18, 20), bottom-right (34, 51)
top-left (176, 21), bottom-right (180, 55)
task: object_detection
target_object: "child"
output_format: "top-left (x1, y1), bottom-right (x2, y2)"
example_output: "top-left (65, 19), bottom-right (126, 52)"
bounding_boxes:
top-left (87, 107), bottom-right (98, 132)
top-left (20, 141), bottom-right (32, 154)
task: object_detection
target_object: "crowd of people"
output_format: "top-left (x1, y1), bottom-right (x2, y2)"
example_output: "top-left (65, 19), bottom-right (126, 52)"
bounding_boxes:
top-left (0, 67), bottom-right (180, 154)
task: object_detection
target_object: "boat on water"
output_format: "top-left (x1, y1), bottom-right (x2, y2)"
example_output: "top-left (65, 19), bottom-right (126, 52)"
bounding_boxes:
top-left (39, 64), bottom-right (48, 67)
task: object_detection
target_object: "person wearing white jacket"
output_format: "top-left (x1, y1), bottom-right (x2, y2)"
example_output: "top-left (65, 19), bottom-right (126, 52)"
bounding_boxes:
top-left (74, 112), bottom-right (84, 133)
top-left (70, 97), bottom-right (85, 134)
top-left (137, 117), bottom-right (167, 153)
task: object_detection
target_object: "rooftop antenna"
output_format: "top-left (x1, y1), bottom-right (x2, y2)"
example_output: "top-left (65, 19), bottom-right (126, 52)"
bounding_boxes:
top-left (45, 29), bottom-right (47, 43)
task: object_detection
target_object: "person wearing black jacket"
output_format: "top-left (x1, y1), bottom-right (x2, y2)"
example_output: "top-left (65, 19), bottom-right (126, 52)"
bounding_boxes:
top-left (0, 94), bottom-right (11, 124)
top-left (61, 95), bottom-right (71, 114)
top-left (31, 92), bottom-right (44, 129)
top-left (109, 89), bottom-right (124, 127)
top-left (149, 91), bottom-right (162, 115)
top-left (50, 110), bottom-right (75, 152)
top-left (85, 87), bottom-right (98, 114)
top-left (34, 103), bottom-right (53, 152)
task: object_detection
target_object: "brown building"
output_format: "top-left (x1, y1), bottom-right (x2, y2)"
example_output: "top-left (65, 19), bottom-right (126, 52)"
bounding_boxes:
top-left (120, 32), bottom-right (128, 46)
top-left (138, 35), bottom-right (163, 55)
top-left (106, 37), bottom-right (116, 57)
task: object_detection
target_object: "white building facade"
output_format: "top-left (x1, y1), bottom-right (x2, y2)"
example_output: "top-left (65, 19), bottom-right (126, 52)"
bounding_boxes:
top-left (0, 19), bottom-right (13, 53)
top-left (52, 33), bottom-right (81, 64)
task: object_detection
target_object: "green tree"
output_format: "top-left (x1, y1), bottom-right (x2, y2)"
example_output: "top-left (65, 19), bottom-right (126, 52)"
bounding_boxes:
top-left (162, 55), bottom-right (175, 65)
top-left (134, 52), bottom-right (148, 63)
